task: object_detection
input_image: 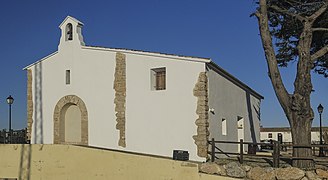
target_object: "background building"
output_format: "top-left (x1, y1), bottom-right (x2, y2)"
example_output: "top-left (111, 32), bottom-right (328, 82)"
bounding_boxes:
top-left (260, 127), bottom-right (328, 143)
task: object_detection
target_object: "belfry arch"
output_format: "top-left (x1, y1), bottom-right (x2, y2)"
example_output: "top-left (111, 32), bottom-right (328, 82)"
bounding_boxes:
top-left (53, 95), bottom-right (88, 145)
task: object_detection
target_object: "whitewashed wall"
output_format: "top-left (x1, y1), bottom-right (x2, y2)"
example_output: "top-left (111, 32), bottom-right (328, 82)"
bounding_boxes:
top-left (125, 53), bottom-right (206, 161)
top-left (207, 66), bottom-right (262, 154)
top-left (28, 16), bottom-right (263, 161)
top-left (28, 16), bottom-right (207, 161)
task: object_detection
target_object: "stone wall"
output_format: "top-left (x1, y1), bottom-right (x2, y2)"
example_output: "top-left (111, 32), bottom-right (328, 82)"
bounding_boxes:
top-left (26, 69), bottom-right (33, 142)
top-left (200, 161), bottom-right (328, 180)
top-left (193, 72), bottom-right (209, 158)
top-left (114, 52), bottom-right (126, 148)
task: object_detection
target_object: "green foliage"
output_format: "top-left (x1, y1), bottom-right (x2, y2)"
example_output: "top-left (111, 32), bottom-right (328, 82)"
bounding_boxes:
top-left (265, 0), bottom-right (328, 77)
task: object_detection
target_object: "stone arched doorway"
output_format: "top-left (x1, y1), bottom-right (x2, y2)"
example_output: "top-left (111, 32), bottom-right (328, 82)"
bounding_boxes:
top-left (53, 95), bottom-right (88, 145)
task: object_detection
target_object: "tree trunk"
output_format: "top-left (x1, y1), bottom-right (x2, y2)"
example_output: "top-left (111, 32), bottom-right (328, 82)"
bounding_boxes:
top-left (256, 0), bottom-right (328, 169)
top-left (290, 115), bottom-right (314, 169)
top-left (290, 21), bottom-right (315, 169)
top-left (256, 0), bottom-right (316, 169)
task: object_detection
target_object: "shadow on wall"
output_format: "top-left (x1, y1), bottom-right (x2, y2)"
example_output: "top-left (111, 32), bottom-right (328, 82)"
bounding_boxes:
top-left (19, 144), bottom-right (32, 180)
top-left (246, 92), bottom-right (260, 143)
top-left (34, 62), bottom-right (43, 144)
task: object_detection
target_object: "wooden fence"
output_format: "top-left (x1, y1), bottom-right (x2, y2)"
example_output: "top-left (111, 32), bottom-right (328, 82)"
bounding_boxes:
top-left (208, 138), bottom-right (328, 168)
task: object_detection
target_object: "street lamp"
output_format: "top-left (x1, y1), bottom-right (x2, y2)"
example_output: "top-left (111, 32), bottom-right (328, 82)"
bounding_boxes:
top-left (318, 104), bottom-right (324, 157)
top-left (6, 95), bottom-right (14, 144)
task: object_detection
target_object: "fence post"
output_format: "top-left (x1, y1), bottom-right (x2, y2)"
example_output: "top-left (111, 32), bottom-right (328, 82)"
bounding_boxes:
top-left (273, 141), bottom-right (276, 167)
top-left (273, 141), bottom-right (280, 168)
top-left (211, 138), bottom-right (215, 162)
top-left (277, 141), bottom-right (280, 168)
top-left (240, 139), bottom-right (243, 164)
top-left (312, 146), bottom-right (315, 156)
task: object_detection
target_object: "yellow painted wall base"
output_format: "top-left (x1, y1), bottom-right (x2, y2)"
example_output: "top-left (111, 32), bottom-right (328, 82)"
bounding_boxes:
top-left (0, 144), bottom-right (235, 180)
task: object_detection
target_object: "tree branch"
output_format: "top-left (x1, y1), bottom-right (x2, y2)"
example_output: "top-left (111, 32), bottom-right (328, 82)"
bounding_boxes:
top-left (308, 2), bottom-right (328, 22)
top-left (311, 45), bottom-right (328, 61)
top-left (313, 27), bottom-right (328, 31)
top-left (308, 2), bottom-right (328, 63)
top-left (269, 5), bottom-right (305, 21)
top-left (286, 0), bottom-right (303, 6)
top-left (257, 0), bottom-right (291, 116)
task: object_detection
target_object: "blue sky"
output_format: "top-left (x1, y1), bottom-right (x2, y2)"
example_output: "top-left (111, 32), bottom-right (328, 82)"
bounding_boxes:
top-left (0, 1), bottom-right (327, 130)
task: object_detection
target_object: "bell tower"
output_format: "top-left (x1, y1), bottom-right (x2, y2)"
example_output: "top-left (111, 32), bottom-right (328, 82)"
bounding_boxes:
top-left (58, 16), bottom-right (85, 51)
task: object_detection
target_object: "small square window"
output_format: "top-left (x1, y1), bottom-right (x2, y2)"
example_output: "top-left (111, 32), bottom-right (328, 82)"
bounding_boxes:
top-left (151, 67), bottom-right (166, 90)
top-left (66, 70), bottom-right (70, 85)
top-left (268, 133), bottom-right (272, 138)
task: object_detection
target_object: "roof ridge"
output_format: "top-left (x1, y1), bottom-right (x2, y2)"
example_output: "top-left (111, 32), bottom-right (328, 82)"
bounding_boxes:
top-left (84, 45), bottom-right (211, 60)
top-left (59, 16), bottom-right (84, 28)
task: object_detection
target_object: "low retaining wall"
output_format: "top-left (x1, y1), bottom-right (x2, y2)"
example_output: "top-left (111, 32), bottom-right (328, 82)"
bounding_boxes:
top-left (200, 161), bottom-right (328, 179)
top-left (0, 144), bottom-right (235, 180)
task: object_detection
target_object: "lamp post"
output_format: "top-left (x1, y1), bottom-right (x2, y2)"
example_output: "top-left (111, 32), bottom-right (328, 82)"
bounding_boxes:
top-left (6, 95), bottom-right (14, 144)
top-left (318, 104), bottom-right (324, 157)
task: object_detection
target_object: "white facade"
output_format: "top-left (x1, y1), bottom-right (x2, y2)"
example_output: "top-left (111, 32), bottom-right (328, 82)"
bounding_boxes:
top-left (25, 16), bottom-right (263, 161)
top-left (260, 127), bottom-right (328, 143)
